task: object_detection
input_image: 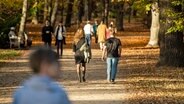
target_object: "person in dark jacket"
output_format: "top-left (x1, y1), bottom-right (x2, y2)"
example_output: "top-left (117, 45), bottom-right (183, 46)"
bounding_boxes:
top-left (73, 24), bottom-right (88, 83)
top-left (54, 21), bottom-right (66, 56)
top-left (42, 20), bottom-right (54, 48)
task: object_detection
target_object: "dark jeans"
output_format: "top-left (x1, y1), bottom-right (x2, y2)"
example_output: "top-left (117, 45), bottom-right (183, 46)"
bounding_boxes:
top-left (44, 41), bottom-right (51, 48)
top-left (57, 40), bottom-right (63, 56)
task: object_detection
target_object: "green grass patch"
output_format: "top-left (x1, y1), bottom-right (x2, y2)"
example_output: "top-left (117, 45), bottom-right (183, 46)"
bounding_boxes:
top-left (0, 49), bottom-right (22, 60)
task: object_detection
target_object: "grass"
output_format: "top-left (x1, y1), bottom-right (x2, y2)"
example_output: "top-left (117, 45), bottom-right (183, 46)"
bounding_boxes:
top-left (0, 49), bottom-right (22, 60)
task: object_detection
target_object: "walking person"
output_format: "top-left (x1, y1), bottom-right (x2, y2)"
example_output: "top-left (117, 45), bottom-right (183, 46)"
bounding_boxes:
top-left (55, 21), bottom-right (66, 56)
top-left (13, 48), bottom-right (71, 104)
top-left (83, 21), bottom-right (93, 46)
top-left (73, 25), bottom-right (89, 83)
top-left (97, 20), bottom-right (107, 50)
top-left (42, 20), bottom-right (54, 48)
top-left (109, 21), bottom-right (117, 35)
top-left (83, 21), bottom-right (93, 58)
top-left (102, 32), bottom-right (122, 84)
top-left (93, 20), bottom-right (98, 43)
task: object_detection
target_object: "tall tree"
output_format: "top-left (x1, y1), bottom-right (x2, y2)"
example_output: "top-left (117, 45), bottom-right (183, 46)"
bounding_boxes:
top-left (18, 0), bottom-right (28, 48)
top-left (115, 1), bottom-right (125, 31)
top-left (31, 0), bottom-right (39, 24)
top-left (51, 0), bottom-right (59, 26)
top-left (146, 2), bottom-right (160, 47)
top-left (158, 0), bottom-right (184, 66)
top-left (43, 0), bottom-right (52, 22)
top-left (104, 0), bottom-right (109, 26)
top-left (43, 0), bottom-right (48, 22)
top-left (78, 0), bottom-right (84, 23)
top-left (65, 0), bottom-right (74, 27)
top-left (84, 0), bottom-right (92, 20)
top-left (127, 0), bottom-right (135, 23)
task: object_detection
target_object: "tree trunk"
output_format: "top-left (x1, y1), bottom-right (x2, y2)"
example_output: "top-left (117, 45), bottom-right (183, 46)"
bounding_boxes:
top-left (61, 0), bottom-right (64, 22)
top-left (84, 0), bottom-right (92, 20)
top-left (158, 0), bottom-right (184, 67)
top-left (48, 0), bottom-right (52, 20)
top-left (104, 0), bottom-right (109, 26)
top-left (65, 0), bottom-right (74, 27)
top-left (31, 0), bottom-right (38, 24)
top-left (147, 2), bottom-right (160, 47)
top-left (44, 0), bottom-right (48, 22)
top-left (116, 2), bottom-right (124, 31)
top-left (18, 0), bottom-right (28, 48)
top-left (78, 0), bottom-right (84, 23)
top-left (51, 0), bottom-right (58, 26)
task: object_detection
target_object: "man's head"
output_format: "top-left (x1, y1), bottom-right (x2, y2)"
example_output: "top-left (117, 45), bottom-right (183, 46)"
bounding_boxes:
top-left (100, 19), bottom-right (104, 24)
top-left (29, 48), bottom-right (60, 78)
top-left (59, 21), bottom-right (63, 26)
top-left (45, 20), bottom-right (50, 26)
top-left (10, 27), bottom-right (15, 31)
top-left (87, 20), bottom-right (90, 24)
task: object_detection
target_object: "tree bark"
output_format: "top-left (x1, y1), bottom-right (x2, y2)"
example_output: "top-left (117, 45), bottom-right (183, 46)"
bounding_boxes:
top-left (18, 0), bottom-right (28, 48)
top-left (158, 0), bottom-right (184, 67)
top-left (147, 2), bottom-right (160, 47)
top-left (78, 0), bottom-right (84, 23)
top-left (51, 0), bottom-right (58, 26)
top-left (116, 1), bottom-right (124, 31)
top-left (84, 0), bottom-right (92, 20)
top-left (65, 0), bottom-right (74, 27)
top-left (48, 0), bottom-right (52, 20)
top-left (104, 0), bottom-right (109, 26)
top-left (31, 0), bottom-right (38, 24)
top-left (44, 0), bottom-right (48, 22)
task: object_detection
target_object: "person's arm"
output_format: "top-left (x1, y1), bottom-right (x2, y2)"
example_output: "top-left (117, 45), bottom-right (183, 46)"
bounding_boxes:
top-left (90, 25), bottom-right (94, 35)
top-left (54, 26), bottom-right (58, 37)
top-left (63, 26), bottom-right (66, 36)
top-left (51, 26), bottom-right (55, 37)
top-left (101, 46), bottom-right (107, 61)
top-left (72, 43), bottom-right (76, 54)
top-left (118, 40), bottom-right (122, 57)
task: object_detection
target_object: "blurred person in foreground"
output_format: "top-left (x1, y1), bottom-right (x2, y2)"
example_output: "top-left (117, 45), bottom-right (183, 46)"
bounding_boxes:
top-left (102, 32), bottom-right (122, 84)
top-left (13, 47), bottom-right (71, 104)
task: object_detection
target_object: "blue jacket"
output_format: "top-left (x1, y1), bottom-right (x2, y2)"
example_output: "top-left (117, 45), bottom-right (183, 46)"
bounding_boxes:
top-left (13, 75), bottom-right (70, 104)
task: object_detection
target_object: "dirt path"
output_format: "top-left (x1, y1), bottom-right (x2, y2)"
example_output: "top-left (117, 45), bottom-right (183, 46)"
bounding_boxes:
top-left (1, 45), bottom-right (184, 104)
top-left (1, 21), bottom-right (184, 103)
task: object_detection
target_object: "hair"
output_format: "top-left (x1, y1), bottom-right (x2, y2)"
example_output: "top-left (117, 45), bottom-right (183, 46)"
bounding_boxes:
top-left (29, 47), bottom-right (58, 73)
top-left (73, 25), bottom-right (84, 45)
top-left (59, 20), bottom-right (63, 23)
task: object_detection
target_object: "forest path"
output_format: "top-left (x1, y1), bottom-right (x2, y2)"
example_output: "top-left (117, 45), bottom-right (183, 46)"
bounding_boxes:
top-left (1, 21), bottom-right (184, 104)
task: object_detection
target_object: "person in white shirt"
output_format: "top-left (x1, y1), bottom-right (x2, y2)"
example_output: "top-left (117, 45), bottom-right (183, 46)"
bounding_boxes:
top-left (83, 21), bottom-right (93, 46)
top-left (55, 21), bottom-right (66, 57)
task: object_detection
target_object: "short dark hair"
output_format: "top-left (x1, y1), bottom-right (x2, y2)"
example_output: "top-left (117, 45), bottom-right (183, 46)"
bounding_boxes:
top-left (29, 47), bottom-right (59, 73)
top-left (59, 21), bottom-right (63, 23)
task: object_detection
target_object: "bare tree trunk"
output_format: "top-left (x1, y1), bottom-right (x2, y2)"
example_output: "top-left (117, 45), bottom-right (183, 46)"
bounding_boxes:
top-left (48, 0), bottom-right (52, 20)
top-left (78, 0), bottom-right (84, 23)
top-left (158, 0), bottom-right (184, 67)
top-left (44, 0), bottom-right (48, 22)
top-left (18, 0), bottom-right (28, 48)
top-left (65, 0), bottom-right (74, 27)
top-left (61, 0), bottom-right (64, 22)
top-left (104, 0), bottom-right (109, 26)
top-left (146, 2), bottom-right (160, 47)
top-left (51, 0), bottom-right (59, 26)
top-left (116, 1), bottom-right (124, 31)
top-left (31, 0), bottom-right (38, 24)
